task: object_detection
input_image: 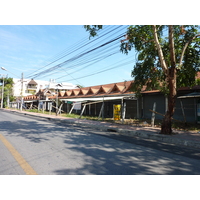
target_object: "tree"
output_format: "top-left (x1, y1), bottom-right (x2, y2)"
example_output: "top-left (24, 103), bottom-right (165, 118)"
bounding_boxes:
top-left (0, 77), bottom-right (14, 107)
top-left (84, 25), bottom-right (200, 135)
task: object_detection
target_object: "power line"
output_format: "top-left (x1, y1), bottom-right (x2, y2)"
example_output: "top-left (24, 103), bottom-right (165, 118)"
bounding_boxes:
top-left (55, 50), bottom-right (120, 80)
top-left (29, 32), bottom-right (126, 79)
top-left (59, 58), bottom-right (135, 83)
top-left (24, 27), bottom-right (105, 77)
top-left (24, 25), bottom-right (131, 88)
top-left (26, 25), bottom-right (125, 79)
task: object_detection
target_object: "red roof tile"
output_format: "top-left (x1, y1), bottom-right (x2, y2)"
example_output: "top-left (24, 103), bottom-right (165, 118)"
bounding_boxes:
top-left (25, 75), bottom-right (200, 101)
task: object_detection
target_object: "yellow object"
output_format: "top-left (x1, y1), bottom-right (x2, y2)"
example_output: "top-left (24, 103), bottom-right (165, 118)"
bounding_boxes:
top-left (113, 104), bottom-right (121, 120)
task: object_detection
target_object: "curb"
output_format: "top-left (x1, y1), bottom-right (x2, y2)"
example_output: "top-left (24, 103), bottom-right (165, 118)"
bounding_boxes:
top-left (116, 129), bottom-right (200, 149)
top-left (2, 109), bottom-right (200, 149)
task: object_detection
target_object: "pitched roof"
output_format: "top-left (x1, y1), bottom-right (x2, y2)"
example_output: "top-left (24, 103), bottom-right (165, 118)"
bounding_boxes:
top-left (59, 91), bottom-right (65, 97)
top-left (28, 79), bottom-right (38, 85)
top-left (24, 73), bottom-right (200, 102)
top-left (53, 80), bottom-right (135, 100)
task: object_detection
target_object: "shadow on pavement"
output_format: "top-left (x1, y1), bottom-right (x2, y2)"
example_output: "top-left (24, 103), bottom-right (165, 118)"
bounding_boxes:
top-left (1, 111), bottom-right (200, 175)
top-left (53, 128), bottom-right (200, 175)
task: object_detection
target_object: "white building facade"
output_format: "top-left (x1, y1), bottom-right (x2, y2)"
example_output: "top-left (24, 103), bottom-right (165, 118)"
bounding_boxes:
top-left (13, 78), bottom-right (78, 97)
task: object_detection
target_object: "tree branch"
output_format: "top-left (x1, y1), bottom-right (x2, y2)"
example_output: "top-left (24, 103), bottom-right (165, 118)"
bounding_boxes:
top-left (169, 25), bottom-right (176, 69)
top-left (179, 33), bottom-right (200, 68)
top-left (152, 25), bottom-right (168, 74)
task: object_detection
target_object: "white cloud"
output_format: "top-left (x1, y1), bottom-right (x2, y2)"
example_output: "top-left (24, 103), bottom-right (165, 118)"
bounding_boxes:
top-left (0, 28), bottom-right (32, 47)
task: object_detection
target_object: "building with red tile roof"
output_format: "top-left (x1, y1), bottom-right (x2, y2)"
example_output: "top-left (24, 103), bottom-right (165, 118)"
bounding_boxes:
top-left (21, 74), bottom-right (200, 123)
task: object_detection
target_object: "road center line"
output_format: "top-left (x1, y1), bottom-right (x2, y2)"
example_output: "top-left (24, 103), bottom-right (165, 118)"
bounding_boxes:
top-left (0, 134), bottom-right (37, 175)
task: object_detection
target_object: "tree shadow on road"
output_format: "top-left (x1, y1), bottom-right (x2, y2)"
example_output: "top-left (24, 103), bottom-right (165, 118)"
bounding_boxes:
top-left (1, 113), bottom-right (200, 175)
top-left (0, 118), bottom-right (68, 143)
top-left (53, 128), bottom-right (200, 175)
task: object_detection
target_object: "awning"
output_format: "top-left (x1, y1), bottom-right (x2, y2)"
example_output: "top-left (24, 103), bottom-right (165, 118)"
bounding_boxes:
top-left (23, 100), bottom-right (39, 103)
top-left (60, 95), bottom-right (136, 103)
top-left (24, 100), bottom-right (51, 102)
top-left (178, 92), bottom-right (200, 99)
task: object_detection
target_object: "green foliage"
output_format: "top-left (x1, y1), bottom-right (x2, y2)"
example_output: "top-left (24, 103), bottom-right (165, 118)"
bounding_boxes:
top-left (122, 25), bottom-right (200, 94)
top-left (84, 25), bottom-right (103, 39)
top-left (76, 84), bottom-right (84, 88)
top-left (196, 78), bottom-right (200, 85)
top-left (0, 77), bottom-right (14, 107)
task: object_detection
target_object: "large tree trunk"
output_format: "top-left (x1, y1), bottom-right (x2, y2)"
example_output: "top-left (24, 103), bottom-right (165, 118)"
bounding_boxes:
top-left (160, 26), bottom-right (177, 135)
top-left (160, 71), bottom-right (177, 134)
top-left (161, 111), bottom-right (172, 134)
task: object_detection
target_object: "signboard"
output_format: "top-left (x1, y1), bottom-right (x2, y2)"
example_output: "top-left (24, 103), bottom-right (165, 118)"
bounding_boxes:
top-left (66, 101), bottom-right (73, 104)
top-left (73, 102), bottom-right (81, 110)
top-left (113, 104), bottom-right (121, 120)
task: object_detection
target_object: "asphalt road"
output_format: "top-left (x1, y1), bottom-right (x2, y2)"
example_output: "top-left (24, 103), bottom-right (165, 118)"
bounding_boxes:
top-left (1, 110), bottom-right (200, 175)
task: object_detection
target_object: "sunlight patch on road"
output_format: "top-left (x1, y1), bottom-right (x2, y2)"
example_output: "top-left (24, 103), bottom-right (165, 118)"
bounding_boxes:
top-left (0, 134), bottom-right (37, 175)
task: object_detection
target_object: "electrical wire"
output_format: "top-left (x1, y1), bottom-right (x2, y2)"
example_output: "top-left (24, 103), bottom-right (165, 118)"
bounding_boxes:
top-left (59, 58), bottom-right (135, 83)
top-left (25, 25), bottom-right (125, 78)
top-left (29, 32), bottom-right (126, 79)
top-left (25, 26), bottom-right (112, 77)
top-left (23, 25), bottom-right (132, 88)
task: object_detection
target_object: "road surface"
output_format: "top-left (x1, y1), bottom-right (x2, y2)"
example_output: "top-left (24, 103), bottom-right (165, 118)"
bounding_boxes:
top-left (1, 110), bottom-right (200, 175)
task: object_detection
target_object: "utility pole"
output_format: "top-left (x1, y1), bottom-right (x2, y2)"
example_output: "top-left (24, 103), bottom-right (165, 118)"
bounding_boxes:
top-left (56, 83), bottom-right (62, 116)
top-left (0, 75), bottom-right (5, 108)
top-left (56, 86), bottom-right (58, 116)
top-left (20, 73), bottom-right (24, 111)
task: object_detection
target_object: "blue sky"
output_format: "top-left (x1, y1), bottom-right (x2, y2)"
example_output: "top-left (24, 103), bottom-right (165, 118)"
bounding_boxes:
top-left (0, 1), bottom-right (196, 88)
top-left (0, 25), bottom-right (136, 87)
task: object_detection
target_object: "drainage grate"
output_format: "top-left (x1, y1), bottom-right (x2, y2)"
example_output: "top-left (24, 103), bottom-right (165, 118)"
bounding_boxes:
top-left (107, 128), bottom-right (117, 132)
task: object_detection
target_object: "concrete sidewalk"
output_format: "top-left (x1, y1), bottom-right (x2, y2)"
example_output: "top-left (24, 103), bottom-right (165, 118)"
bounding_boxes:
top-left (2, 108), bottom-right (200, 149)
